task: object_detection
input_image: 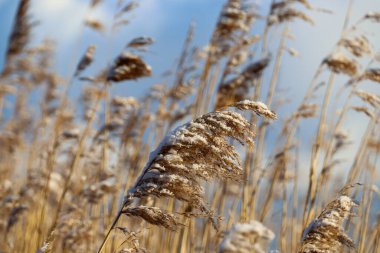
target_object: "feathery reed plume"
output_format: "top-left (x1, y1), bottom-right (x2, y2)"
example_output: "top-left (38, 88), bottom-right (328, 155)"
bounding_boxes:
top-left (270, 0), bottom-right (313, 12)
top-left (113, 1), bottom-right (139, 29)
top-left (331, 130), bottom-right (350, 156)
top-left (2, 1), bottom-right (380, 252)
top-left (323, 51), bottom-right (359, 76)
top-left (98, 100), bottom-right (276, 252)
top-left (269, 1), bottom-right (289, 13)
top-left (94, 96), bottom-right (140, 138)
top-left (210, 0), bottom-right (255, 59)
top-left (351, 106), bottom-right (375, 118)
top-left (4, 0), bottom-right (31, 59)
top-left (61, 128), bottom-right (80, 140)
top-left (107, 52), bottom-right (152, 82)
top-left (91, 0), bottom-right (103, 8)
top-left (74, 45), bottom-right (96, 77)
top-left (298, 194), bottom-right (358, 253)
top-left (233, 100), bottom-right (277, 119)
top-left (269, 8), bottom-right (314, 26)
top-left (122, 206), bottom-right (178, 230)
top-left (85, 18), bottom-right (105, 33)
top-left (287, 47), bottom-right (300, 57)
top-left (116, 1), bottom-right (139, 18)
top-left (360, 68), bottom-right (380, 83)
top-left (114, 227), bottom-right (145, 253)
top-left (125, 103), bottom-right (268, 216)
top-left (2, 0), bottom-right (33, 75)
top-left (296, 0), bottom-right (314, 9)
top-left (354, 90), bottom-right (380, 108)
top-left (364, 12), bottom-right (380, 22)
top-left (127, 37), bottom-right (155, 49)
top-left (296, 103), bottom-right (319, 119)
top-left (217, 220), bottom-right (275, 253)
top-left (338, 35), bottom-right (372, 57)
top-left (215, 0), bottom-right (249, 40)
top-left (215, 57), bottom-right (270, 109)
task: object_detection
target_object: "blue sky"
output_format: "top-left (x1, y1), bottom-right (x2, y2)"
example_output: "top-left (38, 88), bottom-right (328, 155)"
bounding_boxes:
top-left (0, 0), bottom-right (227, 97)
top-left (1, 0), bottom-right (378, 99)
top-left (1, 0), bottom-right (379, 189)
top-left (1, 1), bottom-right (379, 80)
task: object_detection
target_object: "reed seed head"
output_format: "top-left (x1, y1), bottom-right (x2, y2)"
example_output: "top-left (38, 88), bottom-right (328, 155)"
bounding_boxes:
top-left (323, 51), bottom-right (359, 76)
top-left (107, 52), bottom-right (152, 82)
top-left (121, 100), bottom-right (275, 230)
top-left (299, 194), bottom-right (358, 253)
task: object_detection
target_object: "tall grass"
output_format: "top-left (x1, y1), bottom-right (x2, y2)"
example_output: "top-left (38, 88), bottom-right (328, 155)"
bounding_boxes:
top-left (0, 0), bottom-right (379, 252)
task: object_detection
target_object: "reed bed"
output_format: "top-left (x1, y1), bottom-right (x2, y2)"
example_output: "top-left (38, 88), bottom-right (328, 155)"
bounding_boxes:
top-left (0, 0), bottom-right (379, 253)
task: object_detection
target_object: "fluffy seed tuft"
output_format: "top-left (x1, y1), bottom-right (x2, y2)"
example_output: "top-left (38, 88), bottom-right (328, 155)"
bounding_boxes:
top-left (218, 220), bottom-right (275, 253)
top-left (298, 194), bottom-right (358, 253)
top-left (107, 52), bottom-right (152, 82)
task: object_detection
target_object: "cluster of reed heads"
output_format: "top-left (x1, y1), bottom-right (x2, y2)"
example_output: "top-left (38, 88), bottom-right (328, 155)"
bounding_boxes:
top-left (0, 0), bottom-right (379, 252)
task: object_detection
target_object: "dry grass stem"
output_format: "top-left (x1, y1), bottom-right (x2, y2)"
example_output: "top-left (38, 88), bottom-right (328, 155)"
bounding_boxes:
top-left (1, 1), bottom-right (379, 253)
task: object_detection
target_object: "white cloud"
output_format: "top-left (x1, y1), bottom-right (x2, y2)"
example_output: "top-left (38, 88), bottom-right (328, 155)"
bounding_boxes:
top-left (30, 0), bottom-right (109, 45)
top-left (29, 0), bottom-right (167, 44)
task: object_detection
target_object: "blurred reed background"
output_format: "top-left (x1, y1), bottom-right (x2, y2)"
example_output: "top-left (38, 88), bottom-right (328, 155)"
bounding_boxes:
top-left (0, 0), bottom-right (379, 252)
